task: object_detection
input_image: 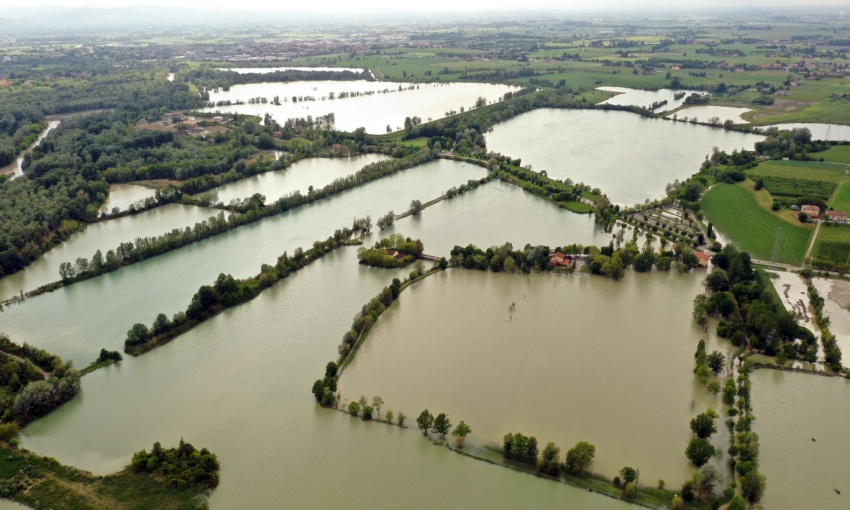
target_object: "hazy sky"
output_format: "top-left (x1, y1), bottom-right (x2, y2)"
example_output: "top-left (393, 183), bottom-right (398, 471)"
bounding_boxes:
top-left (16, 1), bottom-right (850, 13)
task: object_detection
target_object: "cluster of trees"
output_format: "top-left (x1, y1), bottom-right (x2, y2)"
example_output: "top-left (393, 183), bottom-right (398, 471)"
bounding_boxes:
top-left (685, 409), bottom-right (719, 466)
top-left (126, 226), bottom-right (357, 355)
top-left (0, 114), bottom-right (45, 166)
top-left (357, 234), bottom-right (423, 268)
top-left (725, 362), bottom-right (767, 507)
top-left (754, 127), bottom-right (827, 160)
top-left (444, 177), bottom-right (488, 199)
top-left (693, 246), bottom-right (811, 357)
top-left (449, 242), bottom-right (553, 273)
top-left (503, 435), bottom-right (597, 479)
top-left (806, 277), bottom-right (844, 372)
top-left (416, 409), bottom-right (472, 447)
top-left (130, 439), bottom-right (220, 490)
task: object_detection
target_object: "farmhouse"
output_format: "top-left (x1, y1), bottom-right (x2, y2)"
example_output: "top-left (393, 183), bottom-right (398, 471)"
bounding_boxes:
top-left (800, 204), bottom-right (821, 219)
top-left (385, 249), bottom-right (406, 261)
top-left (695, 252), bottom-right (711, 268)
top-left (826, 210), bottom-right (848, 223)
top-left (550, 252), bottom-right (572, 268)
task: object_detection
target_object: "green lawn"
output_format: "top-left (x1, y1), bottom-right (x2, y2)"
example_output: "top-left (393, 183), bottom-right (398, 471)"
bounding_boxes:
top-left (829, 181), bottom-right (850, 212)
top-left (702, 183), bottom-right (813, 265)
top-left (817, 145), bottom-right (850, 164)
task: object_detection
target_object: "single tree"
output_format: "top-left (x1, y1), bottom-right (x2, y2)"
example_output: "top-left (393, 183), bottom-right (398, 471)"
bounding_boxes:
top-left (371, 396), bottom-right (384, 417)
top-left (362, 405), bottom-right (374, 420)
top-left (432, 413), bottom-right (451, 438)
top-left (707, 351), bottom-right (726, 375)
top-left (416, 409), bottom-right (434, 436)
top-left (671, 495), bottom-right (684, 510)
top-left (538, 442), bottom-right (561, 476)
top-left (690, 411), bottom-right (718, 439)
top-left (359, 395), bottom-right (368, 409)
top-left (619, 466), bottom-right (638, 485)
top-left (397, 411), bottom-right (407, 427)
top-left (385, 410), bottom-right (394, 424)
top-left (685, 437), bottom-right (715, 466)
top-left (452, 421), bottom-right (472, 448)
top-left (348, 401), bottom-right (361, 417)
top-left (727, 494), bottom-right (747, 510)
top-left (695, 464), bottom-right (720, 500)
top-left (741, 470), bottom-right (766, 505)
top-left (410, 199), bottom-right (422, 215)
top-left (624, 482), bottom-right (636, 499)
top-left (564, 441), bottom-right (596, 475)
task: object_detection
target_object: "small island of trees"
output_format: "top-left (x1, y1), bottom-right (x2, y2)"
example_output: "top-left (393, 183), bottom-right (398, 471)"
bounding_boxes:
top-left (357, 234), bottom-right (424, 268)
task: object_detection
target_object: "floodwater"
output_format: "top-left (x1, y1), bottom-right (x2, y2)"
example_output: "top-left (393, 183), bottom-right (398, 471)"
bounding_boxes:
top-left (486, 109), bottom-right (763, 205)
top-left (0, 120), bottom-right (60, 179)
top-left (761, 123), bottom-right (850, 142)
top-left (672, 105), bottom-right (752, 124)
top-left (597, 86), bottom-right (704, 112)
top-left (0, 159), bottom-right (489, 365)
top-left (221, 67), bottom-right (362, 74)
top-left (341, 269), bottom-right (732, 486)
top-left (204, 80), bottom-right (518, 133)
top-left (752, 369), bottom-right (850, 510)
top-left (389, 179), bottom-right (610, 254)
top-left (0, 204), bottom-right (220, 300)
top-left (206, 154), bottom-right (390, 205)
top-left (16, 171), bottom-right (634, 509)
top-left (98, 184), bottom-right (158, 214)
top-left (768, 271), bottom-right (823, 364)
top-left (812, 277), bottom-right (850, 366)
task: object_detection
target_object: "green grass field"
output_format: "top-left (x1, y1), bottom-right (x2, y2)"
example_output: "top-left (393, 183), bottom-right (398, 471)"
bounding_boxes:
top-left (817, 145), bottom-right (850, 164)
top-left (829, 181), bottom-right (850, 212)
top-left (702, 183), bottom-right (813, 265)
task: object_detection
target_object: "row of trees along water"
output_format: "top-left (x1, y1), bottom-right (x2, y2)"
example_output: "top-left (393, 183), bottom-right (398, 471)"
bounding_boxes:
top-left (449, 238), bottom-right (705, 280)
top-left (125, 220), bottom-right (370, 355)
top-left (0, 335), bottom-right (80, 434)
top-left (38, 148), bottom-right (434, 299)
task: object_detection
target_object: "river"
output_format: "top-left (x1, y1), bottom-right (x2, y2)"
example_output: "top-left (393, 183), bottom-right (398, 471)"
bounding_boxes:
top-left (752, 369), bottom-right (850, 510)
top-left (0, 121), bottom-right (60, 179)
top-left (204, 80), bottom-right (518, 134)
top-left (341, 268), bottom-right (732, 487)
top-left (485, 109), bottom-right (763, 205)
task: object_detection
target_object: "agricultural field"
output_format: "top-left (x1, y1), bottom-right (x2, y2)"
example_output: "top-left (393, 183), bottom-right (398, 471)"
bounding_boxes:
top-left (701, 183), bottom-right (813, 265)
top-left (747, 160), bottom-right (847, 206)
top-left (829, 182), bottom-right (850, 213)
top-left (813, 224), bottom-right (850, 267)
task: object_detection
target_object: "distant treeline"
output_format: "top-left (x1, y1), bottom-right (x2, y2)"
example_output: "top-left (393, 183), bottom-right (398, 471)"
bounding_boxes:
top-left (184, 67), bottom-right (373, 90)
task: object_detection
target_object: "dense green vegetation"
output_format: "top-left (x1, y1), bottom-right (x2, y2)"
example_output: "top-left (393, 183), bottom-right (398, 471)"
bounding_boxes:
top-left (185, 67), bottom-right (373, 90)
top-left (0, 335), bottom-right (80, 427)
top-left (130, 439), bottom-right (220, 490)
